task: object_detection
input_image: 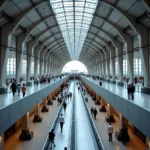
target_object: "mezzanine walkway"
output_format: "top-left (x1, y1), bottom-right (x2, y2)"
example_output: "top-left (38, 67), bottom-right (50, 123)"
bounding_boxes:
top-left (86, 77), bottom-right (150, 111)
top-left (0, 77), bottom-right (65, 110)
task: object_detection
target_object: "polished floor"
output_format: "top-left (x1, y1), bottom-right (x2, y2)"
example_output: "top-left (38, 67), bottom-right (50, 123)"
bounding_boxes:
top-left (82, 86), bottom-right (145, 150)
top-left (4, 84), bottom-right (69, 150)
top-left (0, 78), bottom-right (61, 109)
top-left (75, 84), bottom-right (97, 150)
top-left (3, 78), bottom-right (146, 150)
top-left (48, 81), bottom-right (74, 150)
top-left (4, 96), bottom-right (60, 150)
top-left (85, 77), bottom-right (150, 111)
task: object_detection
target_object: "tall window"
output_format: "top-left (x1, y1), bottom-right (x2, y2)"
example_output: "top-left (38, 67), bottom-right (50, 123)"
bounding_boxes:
top-left (134, 58), bottom-right (143, 75)
top-left (115, 61), bottom-right (118, 75)
top-left (22, 59), bottom-right (27, 75)
top-left (31, 61), bottom-right (34, 75)
top-left (123, 60), bottom-right (128, 75)
top-left (7, 58), bottom-right (16, 75)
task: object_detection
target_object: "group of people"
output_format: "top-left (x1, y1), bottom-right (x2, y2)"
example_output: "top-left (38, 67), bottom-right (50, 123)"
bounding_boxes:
top-left (90, 107), bottom-right (98, 120)
top-left (64, 92), bottom-right (72, 99)
top-left (49, 113), bottom-right (67, 150)
top-left (49, 89), bottom-right (70, 149)
top-left (10, 82), bottom-right (26, 97)
top-left (127, 83), bottom-right (135, 100)
top-left (39, 76), bottom-right (51, 84)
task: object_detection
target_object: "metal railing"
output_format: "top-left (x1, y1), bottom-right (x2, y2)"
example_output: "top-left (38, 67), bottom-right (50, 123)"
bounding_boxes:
top-left (79, 81), bottom-right (105, 150)
top-left (42, 81), bottom-right (71, 150)
top-left (68, 81), bottom-right (76, 150)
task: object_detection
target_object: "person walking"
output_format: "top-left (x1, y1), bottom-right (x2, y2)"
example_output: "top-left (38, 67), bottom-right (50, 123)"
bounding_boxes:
top-left (61, 92), bottom-right (64, 99)
top-left (59, 114), bottom-right (65, 132)
top-left (17, 83), bottom-right (21, 96)
top-left (107, 122), bottom-right (114, 142)
top-left (63, 101), bottom-right (67, 112)
top-left (78, 86), bottom-right (80, 91)
top-left (11, 82), bottom-right (16, 97)
top-left (22, 84), bottom-right (26, 97)
top-left (90, 107), bottom-right (94, 117)
top-left (67, 94), bottom-right (70, 100)
top-left (57, 97), bottom-right (60, 106)
top-left (99, 80), bottom-right (102, 86)
top-left (49, 129), bottom-right (56, 149)
top-left (93, 108), bottom-right (98, 120)
top-left (69, 92), bottom-right (72, 99)
top-left (127, 84), bottom-right (131, 99)
top-left (131, 83), bottom-right (135, 100)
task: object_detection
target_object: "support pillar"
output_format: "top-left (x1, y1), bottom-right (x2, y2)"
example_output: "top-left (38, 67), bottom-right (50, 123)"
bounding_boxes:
top-left (119, 114), bottom-right (128, 130)
top-left (92, 91), bottom-right (96, 101)
top-left (33, 104), bottom-right (42, 122)
top-left (0, 134), bottom-right (4, 150)
top-left (100, 98), bottom-right (106, 112)
top-left (19, 113), bottom-right (33, 140)
top-left (95, 94), bottom-right (101, 105)
top-left (47, 95), bottom-right (51, 105)
top-left (41, 98), bottom-right (49, 112)
top-left (105, 104), bottom-right (115, 122)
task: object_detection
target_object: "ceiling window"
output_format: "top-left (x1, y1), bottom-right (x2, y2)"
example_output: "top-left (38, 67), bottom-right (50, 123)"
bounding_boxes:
top-left (50, 0), bottom-right (98, 60)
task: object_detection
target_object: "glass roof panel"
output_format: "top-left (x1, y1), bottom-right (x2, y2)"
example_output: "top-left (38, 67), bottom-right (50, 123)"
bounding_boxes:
top-left (50, 0), bottom-right (98, 59)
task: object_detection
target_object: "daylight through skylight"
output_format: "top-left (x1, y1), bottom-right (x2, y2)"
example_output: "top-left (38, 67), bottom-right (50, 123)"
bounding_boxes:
top-left (50, 0), bottom-right (98, 60)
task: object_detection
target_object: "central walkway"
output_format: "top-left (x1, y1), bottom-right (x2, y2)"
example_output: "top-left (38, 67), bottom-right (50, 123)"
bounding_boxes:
top-left (49, 81), bottom-right (74, 149)
top-left (75, 83), bottom-right (97, 150)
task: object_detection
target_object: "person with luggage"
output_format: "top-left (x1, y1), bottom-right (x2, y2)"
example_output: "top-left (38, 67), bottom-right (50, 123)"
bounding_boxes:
top-left (49, 129), bottom-right (56, 149)
top-left (93, 108), bottom-right (98, 120)
top-left (63, 101), bottom-right (67, 112)
top-left (107, 122), bottom-right (114, 142)
top-left (59, 114), bottom-right (65, 133)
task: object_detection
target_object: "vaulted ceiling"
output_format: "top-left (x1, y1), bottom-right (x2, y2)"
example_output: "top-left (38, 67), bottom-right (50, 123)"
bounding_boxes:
top-left (0, 0), bottom-right (150, 67)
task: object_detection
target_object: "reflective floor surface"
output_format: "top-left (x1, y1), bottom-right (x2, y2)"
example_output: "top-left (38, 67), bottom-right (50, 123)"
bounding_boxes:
top-left (86, 77), bottom-right (150, 111)
top-left (0, 78), bottom-right (61, 109)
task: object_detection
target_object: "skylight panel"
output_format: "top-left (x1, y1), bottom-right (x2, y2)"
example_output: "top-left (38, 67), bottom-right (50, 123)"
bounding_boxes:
top-left (50, 0), bottom-right (98, 59)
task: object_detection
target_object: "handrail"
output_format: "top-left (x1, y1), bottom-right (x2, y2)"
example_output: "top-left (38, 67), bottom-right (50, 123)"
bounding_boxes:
top-left (79, 81), bottom-right (106, 150)
top-left (42, 81), bottom-right (71, 150)
top-left (68, 81), bottom-right (76, 150)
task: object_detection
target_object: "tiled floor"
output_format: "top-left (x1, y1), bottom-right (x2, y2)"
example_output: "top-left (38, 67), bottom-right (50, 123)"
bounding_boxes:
top-left (85, 77), bottom-right (150, 111)
top-left (82, 87), bottom-right (145, 150)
